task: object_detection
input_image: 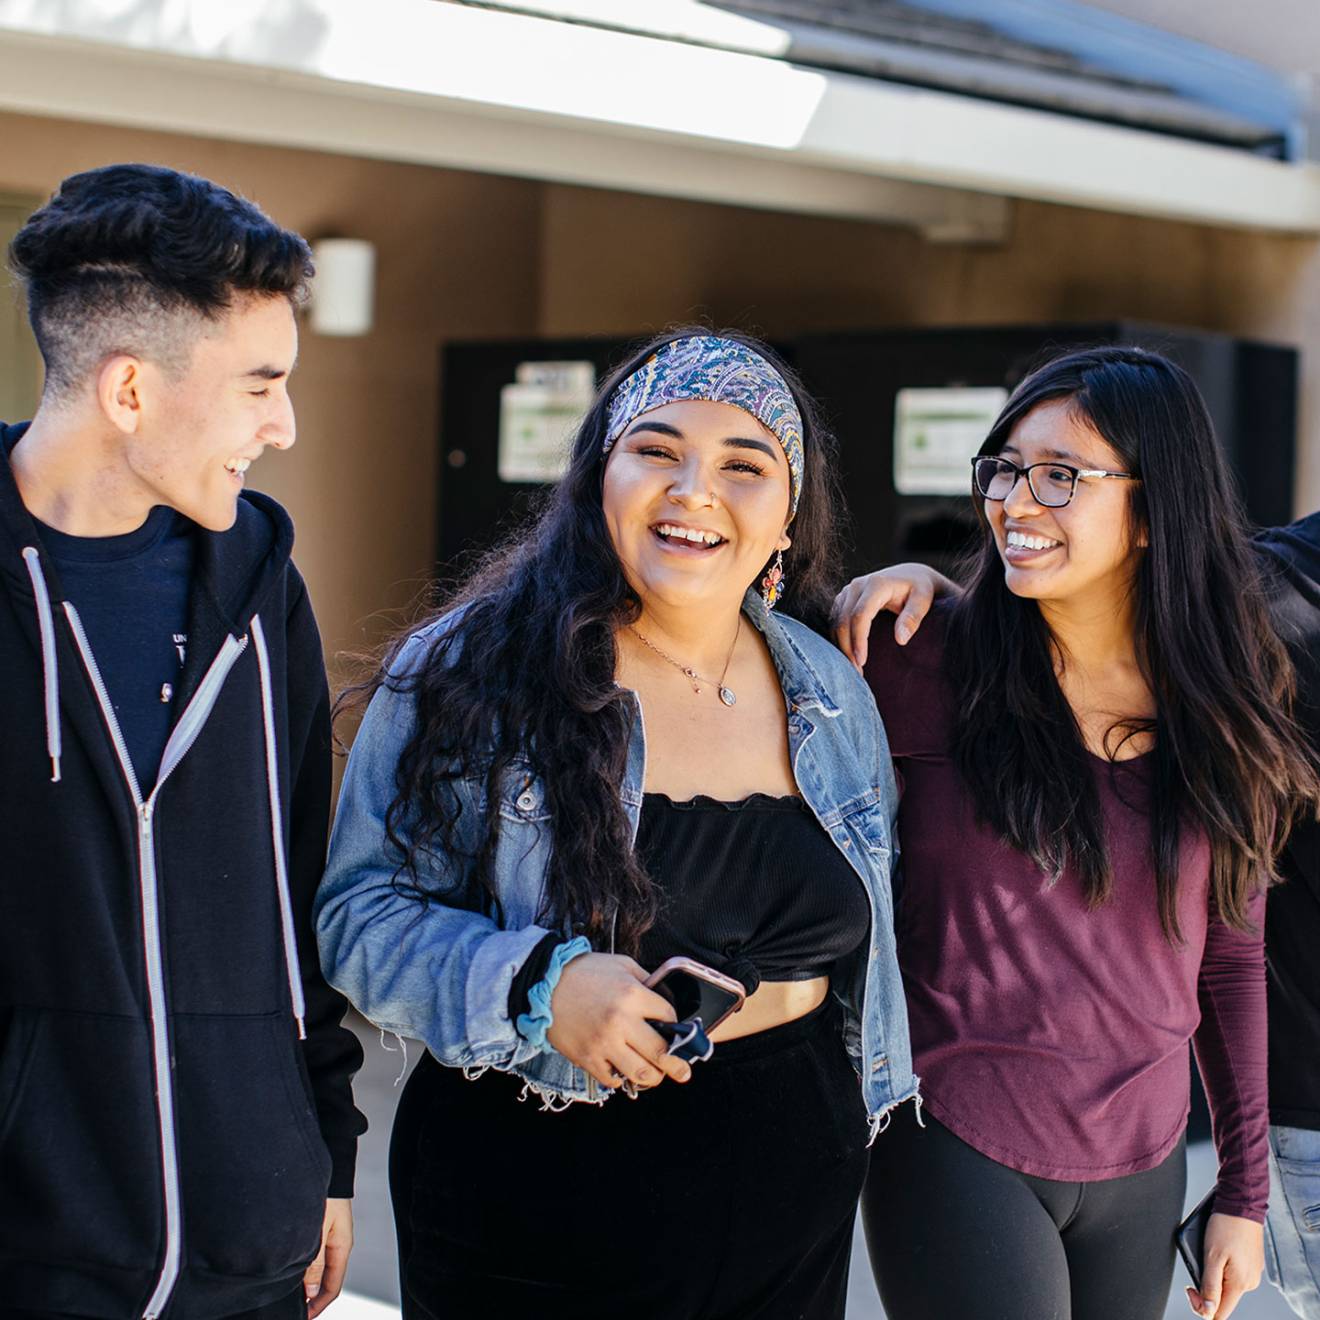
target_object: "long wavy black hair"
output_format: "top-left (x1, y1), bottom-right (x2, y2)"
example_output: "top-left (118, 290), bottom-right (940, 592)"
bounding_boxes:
top-left (948, 344), bottom-right (1319, 940)
top-left (347, 328), bottom-right (845, 954)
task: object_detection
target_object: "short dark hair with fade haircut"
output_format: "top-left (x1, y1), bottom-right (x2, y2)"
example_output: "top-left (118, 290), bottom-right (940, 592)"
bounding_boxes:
top-left (8, 162), bottom-right (314, 397)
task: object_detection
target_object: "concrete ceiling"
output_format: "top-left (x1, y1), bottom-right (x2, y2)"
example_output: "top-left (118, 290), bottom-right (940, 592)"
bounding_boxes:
top-left (1082, 1), bottom-right (1320, 79)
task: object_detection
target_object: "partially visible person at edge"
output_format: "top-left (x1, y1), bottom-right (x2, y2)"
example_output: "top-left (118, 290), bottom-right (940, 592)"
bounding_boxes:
top-left (829, 346), bottom-right (1319, 1320)
top-left (0, 165), bottom-right (365, 1319)
top-left (315, 330), bottom-right (915, 1319)
top-left (1253, 517), bottom-right (1320, 1320)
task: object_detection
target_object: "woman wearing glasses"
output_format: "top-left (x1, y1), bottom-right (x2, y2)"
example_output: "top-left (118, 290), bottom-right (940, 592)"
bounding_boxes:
top-left (833, 346), bottom-right (1318, 1320)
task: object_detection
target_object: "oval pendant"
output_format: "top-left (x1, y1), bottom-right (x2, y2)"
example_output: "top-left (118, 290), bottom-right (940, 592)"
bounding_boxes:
top-left (719, 686), bottom-right (737, 707)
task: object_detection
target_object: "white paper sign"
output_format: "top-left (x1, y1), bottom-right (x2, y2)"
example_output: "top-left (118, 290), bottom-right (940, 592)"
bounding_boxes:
top-left (893, 386), bottom-right (1008, 496)
top-left (498, 361), bottom-right (596, 484)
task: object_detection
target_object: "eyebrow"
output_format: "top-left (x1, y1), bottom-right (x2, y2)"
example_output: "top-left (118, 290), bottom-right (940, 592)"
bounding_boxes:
top-left (625, 418), bottom-right (782, 462)
top-left (626, 420), bottom-right (682, 439)
top-left (723, 435), bottom-right (781, 462)
top-left (243, 363), bottom-right (294, 381)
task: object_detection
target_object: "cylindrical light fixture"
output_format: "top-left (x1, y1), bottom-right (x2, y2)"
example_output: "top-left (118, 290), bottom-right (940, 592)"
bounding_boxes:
top-left (310, 238), bottom-right (376, 336)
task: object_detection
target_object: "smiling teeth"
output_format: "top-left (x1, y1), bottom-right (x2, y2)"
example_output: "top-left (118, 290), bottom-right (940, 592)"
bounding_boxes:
top-left (225, 458), bottom-right (251, 474)
top-left (1007, 531), bottom-right (1060, 550)
top-left (656, 523), bottom-right (724, 546)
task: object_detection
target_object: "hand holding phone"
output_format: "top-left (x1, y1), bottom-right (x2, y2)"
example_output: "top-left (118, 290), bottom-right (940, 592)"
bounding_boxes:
top-left (643, 957), bottom-right (747, 1063)
top-left (1181, 1206), bottom-right (1265, 1320)
top-left (544, 953), bottom-right (691, 1092)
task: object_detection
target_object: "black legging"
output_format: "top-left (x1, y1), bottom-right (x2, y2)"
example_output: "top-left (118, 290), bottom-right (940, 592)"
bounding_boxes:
top-left (863, 1105), bottom-right (1187, 1320)
top-left (390, 999), bottom-right (870, 1320)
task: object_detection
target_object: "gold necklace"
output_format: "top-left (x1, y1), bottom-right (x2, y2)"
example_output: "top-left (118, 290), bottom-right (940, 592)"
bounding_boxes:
top-left (628, 618), bottom-right (741, 707)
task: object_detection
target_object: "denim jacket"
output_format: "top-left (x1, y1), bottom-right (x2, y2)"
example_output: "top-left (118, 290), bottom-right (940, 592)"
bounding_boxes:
top-left (315, 592), bottom-right (918, 1130)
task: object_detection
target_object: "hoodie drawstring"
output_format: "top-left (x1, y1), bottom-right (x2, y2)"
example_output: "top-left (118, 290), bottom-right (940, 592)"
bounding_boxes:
top-left (21, 547), bottom-right (62, 783)
top-left (251, 614), bottom-right (307, 1039)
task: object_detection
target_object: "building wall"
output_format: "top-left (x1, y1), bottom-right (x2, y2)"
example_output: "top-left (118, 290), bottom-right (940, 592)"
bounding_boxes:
top-left (0, 111), bottom-right (543, 679)
top-left (537, 183), bottom-right (1320, 509)
top-left (3, 109), bottom-right (1319, 684)
top-left (0, 195), bottom-right (42, 421)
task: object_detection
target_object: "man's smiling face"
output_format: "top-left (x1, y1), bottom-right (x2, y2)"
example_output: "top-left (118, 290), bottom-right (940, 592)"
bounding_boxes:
top-left (123, 293), bottom-right (298, 531)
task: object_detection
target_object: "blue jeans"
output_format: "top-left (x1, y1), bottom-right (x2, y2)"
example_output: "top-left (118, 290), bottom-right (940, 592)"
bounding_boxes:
top-left (1266, 1124), bottom-right (1320, 1319)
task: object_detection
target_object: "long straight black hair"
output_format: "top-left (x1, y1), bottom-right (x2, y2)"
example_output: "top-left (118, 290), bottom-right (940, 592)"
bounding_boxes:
top-left (948, 344), bottom-right (1319, 940)
top-left (344, 328), bottom-right (845, 954)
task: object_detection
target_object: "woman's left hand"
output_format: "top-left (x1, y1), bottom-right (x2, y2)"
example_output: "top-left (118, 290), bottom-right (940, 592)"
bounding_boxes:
top-left (1185, 1213), bottom-right (1264, 1319)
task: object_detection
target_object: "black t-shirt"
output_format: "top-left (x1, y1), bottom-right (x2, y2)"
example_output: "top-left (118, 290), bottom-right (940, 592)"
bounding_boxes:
top-left (1255, 514), bottom-right (1320, 1130)
top-left (39, 505), bottom-right (195, 790)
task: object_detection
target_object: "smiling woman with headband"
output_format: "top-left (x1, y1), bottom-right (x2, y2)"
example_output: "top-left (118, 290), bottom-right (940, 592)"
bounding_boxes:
top-left (315, 329), bottom-right (916, 1318)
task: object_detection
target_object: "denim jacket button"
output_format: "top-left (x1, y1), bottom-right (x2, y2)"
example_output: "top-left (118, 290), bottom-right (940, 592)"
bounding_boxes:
top-left (516, 791), bottom-right (537, 812)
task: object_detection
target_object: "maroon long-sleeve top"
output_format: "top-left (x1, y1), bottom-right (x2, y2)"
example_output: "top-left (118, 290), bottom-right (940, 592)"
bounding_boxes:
top-left (864, 605), bottom-right (1269, 1220)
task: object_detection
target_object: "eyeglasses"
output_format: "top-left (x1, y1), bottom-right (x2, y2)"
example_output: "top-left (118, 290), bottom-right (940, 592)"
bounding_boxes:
top-left (971, 456), bottom-right (1139, 509)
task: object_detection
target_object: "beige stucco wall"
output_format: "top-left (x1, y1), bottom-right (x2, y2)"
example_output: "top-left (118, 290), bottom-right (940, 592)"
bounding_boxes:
top-left (4, 109), bottom-right (1320, 679)
top-left (0, 111), bottom-right (543, 678)
top-left (0, 195), bottom-right (42, 421)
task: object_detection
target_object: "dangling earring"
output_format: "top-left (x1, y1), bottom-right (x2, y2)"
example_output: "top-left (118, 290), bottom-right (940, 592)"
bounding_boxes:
top-left (761, 549), bottom-right (786, 610)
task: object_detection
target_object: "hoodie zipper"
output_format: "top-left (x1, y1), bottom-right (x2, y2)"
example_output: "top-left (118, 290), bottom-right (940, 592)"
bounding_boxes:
top-left (64, 603), bottom-right (249, 1320)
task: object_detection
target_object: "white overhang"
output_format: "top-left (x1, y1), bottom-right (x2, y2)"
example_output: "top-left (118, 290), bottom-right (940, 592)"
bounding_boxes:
top-left (0, 0), bottom-right (1317, 238)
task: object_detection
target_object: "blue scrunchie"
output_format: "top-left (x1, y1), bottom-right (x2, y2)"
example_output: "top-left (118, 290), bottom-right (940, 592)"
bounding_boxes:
top-left (515, 935), bottom-right (592, 1051)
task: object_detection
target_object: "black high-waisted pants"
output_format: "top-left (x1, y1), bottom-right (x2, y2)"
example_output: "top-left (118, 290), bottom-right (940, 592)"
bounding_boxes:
top-left (862, 1105), bottom-right (1187, 1320)
top-left (389, 999), bottom-right (870, 1320)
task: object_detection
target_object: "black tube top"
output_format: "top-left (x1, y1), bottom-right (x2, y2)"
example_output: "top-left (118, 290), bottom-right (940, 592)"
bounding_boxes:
top-left (634, 793), bottom-right (870, 995)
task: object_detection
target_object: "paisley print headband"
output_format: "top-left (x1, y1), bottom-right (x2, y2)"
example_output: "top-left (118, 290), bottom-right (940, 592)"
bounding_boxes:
top-left (603, 335), bottom-right (804, 515)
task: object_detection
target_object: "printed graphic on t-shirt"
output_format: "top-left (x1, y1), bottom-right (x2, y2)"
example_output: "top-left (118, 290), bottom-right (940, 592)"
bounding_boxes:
top-left (41, 505), bottom-right (196, 787)
top-left (161, 632), bottom-right (188, 704)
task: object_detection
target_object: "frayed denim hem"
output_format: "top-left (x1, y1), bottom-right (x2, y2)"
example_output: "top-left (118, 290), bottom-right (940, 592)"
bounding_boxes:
top-left (867, 1085), bottom-right (923, 1146)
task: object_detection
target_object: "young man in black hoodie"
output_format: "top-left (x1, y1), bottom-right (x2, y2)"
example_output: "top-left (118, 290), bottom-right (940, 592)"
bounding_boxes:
top-left (0, 165), bottom-right (364, 1319)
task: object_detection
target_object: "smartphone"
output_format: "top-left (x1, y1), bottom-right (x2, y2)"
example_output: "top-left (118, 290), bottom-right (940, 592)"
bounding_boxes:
top-left (644, 956), bottom-right (747, 1034)
top-left (1176, 1190), bottom-right (1216, 1292)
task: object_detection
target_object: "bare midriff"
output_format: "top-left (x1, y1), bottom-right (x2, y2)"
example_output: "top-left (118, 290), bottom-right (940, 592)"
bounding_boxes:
top-left (710, 976), bottom-right (830, 1041)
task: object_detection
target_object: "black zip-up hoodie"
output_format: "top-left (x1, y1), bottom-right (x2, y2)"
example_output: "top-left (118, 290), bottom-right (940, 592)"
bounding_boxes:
top-left (0, 422), bottom-right (365, 1319)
